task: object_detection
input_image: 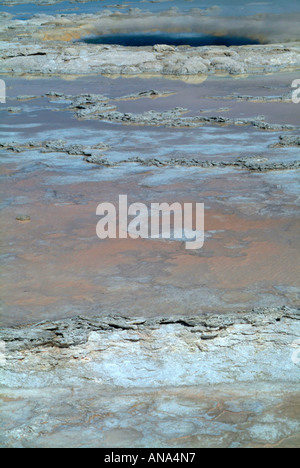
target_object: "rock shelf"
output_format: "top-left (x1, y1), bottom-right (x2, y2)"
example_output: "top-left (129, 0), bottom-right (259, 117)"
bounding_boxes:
top-left (1, 307), bottom-right (299, 387)
top-left (1, 40), bottom-right (300, 76)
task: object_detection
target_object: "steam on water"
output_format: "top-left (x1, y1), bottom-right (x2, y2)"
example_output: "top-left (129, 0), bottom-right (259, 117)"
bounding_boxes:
top-left (82, 33), bottom-right (261, 47)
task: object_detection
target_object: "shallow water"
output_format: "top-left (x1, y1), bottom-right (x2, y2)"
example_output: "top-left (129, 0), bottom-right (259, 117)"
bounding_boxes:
top-left (1, 73), bottom-right (299, 327)
top-left (1, 0), bottom-right (300, 17)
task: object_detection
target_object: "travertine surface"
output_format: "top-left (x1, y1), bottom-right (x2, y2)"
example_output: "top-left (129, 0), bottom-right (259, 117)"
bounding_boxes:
top-left (1, 0), bottom-right (300, 449)
top-left (1, 308), bottom-right (300, 447)
top-left (1, 8), bottom-right (300, 76)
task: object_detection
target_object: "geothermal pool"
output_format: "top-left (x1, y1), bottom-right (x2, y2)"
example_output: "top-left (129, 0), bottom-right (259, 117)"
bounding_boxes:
top-left (81, 33), bottom-right (261, 47)
top-left (0, 0), bottom-right (300, 449)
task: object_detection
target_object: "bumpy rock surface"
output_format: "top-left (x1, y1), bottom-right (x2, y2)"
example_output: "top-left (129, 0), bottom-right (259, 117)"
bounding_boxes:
top-left (1, 308), bottom-right (300, 447)
top-left (2, 139), bottom-right (299, 172)
top-left (1, 40), bottom-right (299, 76)
top-left (271, 135), bottom-right (300, 147)
top-left (1, 9), bottom-right (300, 77)
top-left (1, 307), bottom-right (299, 387)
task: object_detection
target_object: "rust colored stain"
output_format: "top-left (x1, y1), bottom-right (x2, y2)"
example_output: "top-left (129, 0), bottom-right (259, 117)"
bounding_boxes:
top-left (1, 161), bottom-right (299, 326)
top-left (42, 31), bottom-right (83, 41)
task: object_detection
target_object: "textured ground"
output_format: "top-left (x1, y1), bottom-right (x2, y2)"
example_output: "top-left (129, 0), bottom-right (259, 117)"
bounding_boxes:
top-left (0, 0), bottom-right (300, 449)
top-left (1, 308), bottom-right (300, 448)
top-left (1, 73), bottom-right (300, 326)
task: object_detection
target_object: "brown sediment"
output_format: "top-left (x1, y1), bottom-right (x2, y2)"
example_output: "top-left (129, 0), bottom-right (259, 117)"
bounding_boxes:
top-left (1, 160), bottom-right (299, 326)
top-left (43, 31), bottom-right (83, 42)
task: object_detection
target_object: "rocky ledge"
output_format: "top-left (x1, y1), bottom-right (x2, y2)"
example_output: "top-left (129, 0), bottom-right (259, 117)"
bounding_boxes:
top-left (1, 8), bottom-right (300, 76)
top-left (2, 139), bottom-right (299, 172)
top-left (1, 307), bottom-right (299, 389)
top-left (1, 307), bottom-right (300, 447)
top-left (1, 40), bottom-right (300, 76)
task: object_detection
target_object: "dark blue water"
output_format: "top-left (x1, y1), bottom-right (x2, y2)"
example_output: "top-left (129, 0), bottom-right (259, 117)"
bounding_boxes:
top-left (81, 33), bottom-right (261, 47)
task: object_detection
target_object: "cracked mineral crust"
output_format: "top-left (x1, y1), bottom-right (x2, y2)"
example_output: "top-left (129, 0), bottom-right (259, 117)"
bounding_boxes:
top-left (1, 0), bottom-right (300, 450)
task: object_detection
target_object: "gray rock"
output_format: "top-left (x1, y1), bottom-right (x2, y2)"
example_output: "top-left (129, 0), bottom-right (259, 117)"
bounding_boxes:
top-left (153, 44), bottom-right (175, 52)
top-left (1, 307), bottom-right (299, 390)
top-left (1, 32), bottom-right (299, 76)
top-left (15, 215), bottom-right (31, 222)
top-left (7, 107), bottom-right (22, 113)
top-left (271, 135), bottom-right (300, 147)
